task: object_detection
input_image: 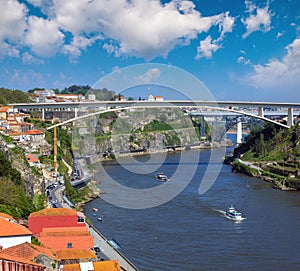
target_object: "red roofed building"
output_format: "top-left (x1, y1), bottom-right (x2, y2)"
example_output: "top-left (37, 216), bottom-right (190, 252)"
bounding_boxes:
top-left (38, 227), bottom-right (94, 251)
top-left (28, 208), bottom-right (94, 252)
top-left (0, 252), bottom-right (45, 271)
top-left (28, 208), bottom-right (86, 236)
top-left (61, 260), bottom-right (121, 271)
top-left (0, 218), bottom-right (33, 249)
top-left (1, 242), bottom-right (57, 269)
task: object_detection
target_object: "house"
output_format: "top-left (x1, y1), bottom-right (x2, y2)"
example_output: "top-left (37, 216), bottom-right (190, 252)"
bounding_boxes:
top-left (28, 208), bottom-right (86, 236)
top-left (28, 208), bottom-right (94, 252)
top-left (0, 252), bottom-right (45, 271)
top-left (25, 129), bottom-right (45, 143)
top-left (60, 260), bottom-right (121, 271)
top-left (154, 95), bottom-right (164, 101)
top-left (56, 248), bottom-right (96, 265)
top-left (0, 218), bottom-right (33, 249)
top-left (26, 153), bottom-right (41, 167)
top-left (0, 242), bottom-right (57, 270)
top-left (38, 226), bottom-right (94, 251)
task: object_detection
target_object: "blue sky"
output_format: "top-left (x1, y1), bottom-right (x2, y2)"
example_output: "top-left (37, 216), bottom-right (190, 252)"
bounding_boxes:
top-left (0, 0), bottom-right (299, 102)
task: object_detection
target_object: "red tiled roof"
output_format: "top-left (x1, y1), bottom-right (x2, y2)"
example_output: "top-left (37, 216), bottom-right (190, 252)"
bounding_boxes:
top-left (26, 129), bottom-right (44, 135)
top-left (26, 153), bottom-right (39, 163)
top-left (62, 260), bottom-right (121, 271)
top-left (40, 227), bottom-right (90, 237)
top-left (29, 208), bottom-right (77, 218)
top-left (56, 249), bottom-right (96, 260)
top-left (0, 218), bottom-right (32, 237)
top-left (0, 212), bottom-right (14, 220)
top-left (1, 242), bottom-right (58, 261)
top-left (0, 252), bottom-right (45, 268)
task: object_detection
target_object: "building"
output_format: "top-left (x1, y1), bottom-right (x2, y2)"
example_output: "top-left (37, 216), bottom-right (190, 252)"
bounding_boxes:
top-left (0, 252), bottom-right (45, 271)
top-left (154, 95), bottom-right (164, 101)
top-left (60, 260), bottom-right (121, 271)
top-left (26, 153), bottom-right (41, 167)
top-left (0, 242), bottom-right (57, 270)
top-left (0, 218), bottom-right (33, 249)
top-left (28, 208), bottom-right (86, 236)
top-left (38, 226), bottom-right (94, 251)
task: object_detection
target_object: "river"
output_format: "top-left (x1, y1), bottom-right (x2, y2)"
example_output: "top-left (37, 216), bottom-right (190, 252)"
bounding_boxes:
top-left (84, 137), bottom-right (300, 271)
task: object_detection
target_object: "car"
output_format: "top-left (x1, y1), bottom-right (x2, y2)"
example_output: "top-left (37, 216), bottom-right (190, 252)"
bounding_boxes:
top-left (94, 247), bottom-right (100, 253)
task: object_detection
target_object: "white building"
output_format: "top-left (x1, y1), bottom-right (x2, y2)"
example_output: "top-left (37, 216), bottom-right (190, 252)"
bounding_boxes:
top-left (0, 218), bottom-right (33, 249)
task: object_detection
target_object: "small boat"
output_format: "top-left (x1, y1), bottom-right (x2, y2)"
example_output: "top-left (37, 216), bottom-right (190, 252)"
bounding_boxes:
top-left (93, 208), bottom-right (98, 212)
top-left (225, 205), bottom-right (243, 221)
top-left (156, 172), bottom-right (168, 181)
top-left (98, 216), bottom-right (103, 221)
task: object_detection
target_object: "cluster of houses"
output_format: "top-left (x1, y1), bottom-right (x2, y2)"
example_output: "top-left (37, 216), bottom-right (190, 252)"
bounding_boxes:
top-left (0, 106), bottom-right (51, 168)
top-left (0, 208), bottom-right (121, 271)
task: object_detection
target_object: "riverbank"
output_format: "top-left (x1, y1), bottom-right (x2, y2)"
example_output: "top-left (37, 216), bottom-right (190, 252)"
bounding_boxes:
top-left (224, 156), bottom-right (300, 191)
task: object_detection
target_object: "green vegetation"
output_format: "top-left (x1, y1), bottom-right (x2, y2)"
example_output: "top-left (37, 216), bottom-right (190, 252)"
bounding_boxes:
top-left (231, 122), bottom-right (300, 190)
top-left (0, 149), bottom-right (36, 218)
top-left (0, 88), bottom-right (31, 104)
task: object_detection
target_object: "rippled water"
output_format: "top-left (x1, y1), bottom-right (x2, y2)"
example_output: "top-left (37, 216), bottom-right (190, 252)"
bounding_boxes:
top-left (84, 144), bottom-right (300, 271)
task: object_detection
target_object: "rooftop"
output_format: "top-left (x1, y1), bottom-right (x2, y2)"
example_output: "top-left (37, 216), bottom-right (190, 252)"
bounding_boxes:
top-left (56, 248), bottom-right (96, 260)
top-left (29, 208), bottom-right (77, 218)
top-left (0, 218), bottom-right (32, 237)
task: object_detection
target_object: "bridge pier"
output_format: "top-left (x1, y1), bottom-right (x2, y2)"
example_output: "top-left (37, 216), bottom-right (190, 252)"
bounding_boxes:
top-left (287, 108), bottom-right (294, 127)
top-left (258, 107), bottom-right (264, 117)
top-left (42, 108), bottom-right (45, 121)
top-left (200, 115), bottom-right (205, 137)
top-left (74, 107), bottom-right (78, 119)
top-left (236, 121), bottom-right (242, 144)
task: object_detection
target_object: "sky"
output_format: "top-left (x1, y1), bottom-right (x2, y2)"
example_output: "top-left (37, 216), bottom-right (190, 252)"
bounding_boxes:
top-left (0, 0), bottom-right (300, 102)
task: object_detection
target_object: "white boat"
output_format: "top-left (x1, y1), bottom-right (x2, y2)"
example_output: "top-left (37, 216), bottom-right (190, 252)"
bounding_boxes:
top-left (225, 205), bottom-right (243, 221)
top-left (156, 172), bottom-right (168, 181)
top-left (93, 208), bottom-right (98, 212)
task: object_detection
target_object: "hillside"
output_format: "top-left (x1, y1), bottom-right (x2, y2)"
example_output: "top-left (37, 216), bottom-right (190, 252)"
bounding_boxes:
top-left (226, 122), bottom-right (300, 190)
top-left (0, 88), bottom-right (31, 104)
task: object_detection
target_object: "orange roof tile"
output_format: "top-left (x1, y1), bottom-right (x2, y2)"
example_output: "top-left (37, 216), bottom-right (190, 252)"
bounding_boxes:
top-left (0, 212), bottom-right (14, 220)
top-left (26, 153), bottom-right (39, 163)
top-left (0, 218), bottom-right (32, 237)
top-left (1, 242), bottom-right (58, 261)
top-left (26, 129), bottom-right (44, 135)
top-left (40, 227), bottom-right (89, 237)
top-left (62, 260), bottom-right (121, 271)
top-left (38, 235), bottom-right (94, 252)
top-left (56, 249), bottom-right (96, 260)
top-left (0, 252), bottom-right (45, 268)
top-left (93, 260), bottom-right (121, 271)
top-left (29, 208), bottom-right (77, 218)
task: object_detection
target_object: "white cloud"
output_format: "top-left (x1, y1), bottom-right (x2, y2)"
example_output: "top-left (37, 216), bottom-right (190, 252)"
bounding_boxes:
top-left (237, 56), bottom-right (251, 65)
top-left (133, 68), bottom-right (161, 84)
top-left (62, 35), bottom-right (103, 61)
top-left (40, 0), bottom-right (234, 60)
top-left (0, 0), bottom-right (235, 61)
top-left (242, 0), bottom-right (272, 38)
top-left (248, 38), bottom-right (300, 90)
top-left (25, 16), bottom-right (64, 57)
top-left (195, 36), bottom-right (221, 59)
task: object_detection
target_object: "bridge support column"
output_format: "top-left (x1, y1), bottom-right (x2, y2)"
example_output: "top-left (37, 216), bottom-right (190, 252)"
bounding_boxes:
top-left (258, 107), bottom-right (264, 117)
top-left (200, 115), bottom-right (205, 137)
top-left (42, 108), bottom-right (45, 121)
top-left (287, 107), bottom-right (294, 127)
top-left (237, 121), bottom-right (242, 144)
top-left (74, 107), bottom-right (78, 119)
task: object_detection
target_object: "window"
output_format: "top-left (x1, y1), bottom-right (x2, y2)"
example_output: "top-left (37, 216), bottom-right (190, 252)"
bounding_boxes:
top-left (67, 243), bottom-right (72, 248)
